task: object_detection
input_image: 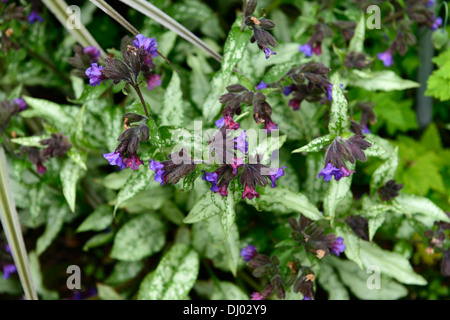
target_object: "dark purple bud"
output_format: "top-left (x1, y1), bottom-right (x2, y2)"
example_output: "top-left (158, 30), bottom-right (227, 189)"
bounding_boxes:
top-left (83, 46), bottom-right (100, 63)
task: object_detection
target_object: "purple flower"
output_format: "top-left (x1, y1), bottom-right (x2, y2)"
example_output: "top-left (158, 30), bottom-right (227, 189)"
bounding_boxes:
top-left (326, 84), bottom-right (333, 101)
top-left (202, 171), bottom-right (219, 192)
top-left (431, 16), bottom-right (443, 31)
top-left (240, 244), bottom-right (258, 262)
top-left (427, 0), bottom-right (435, 6)
top-left (13, 98), bottom-right (27, 111)
top-left (85, 63), bottom-right (104, 86)
top-left (2, 264), bottom-right (16, 279)
top-left (5, 244), bottom-right (11, 254)
top-left (102, 151), bottom-right (126, 170)
top-left (133, 34), bottom-right (158, 57)
top-left (83, 46), bottom-right (100, 63)
top-left (123, 154), bottom-right (144, 170)
top-left (283, 85), bottom-right (294, 96)
top-left (341, 167), bottom-right (355, 178)
top-left (318, 163), bottom-right (344, 182)
top-left (313, 43), bottom-right (322, 56)
top-left (242, 185), bottom-right (259, 200)
top-left (288, 99), bottom-right (300, 111)
top-left (331, 237), bottom-right (346, 256)
top-left (215, 117), bottom-right (225, 128)
top-left (251, 292), bottom-right (264, 300)
top-left (263, 45), bottom-right (276, 59)
top-left (303, 295), bottom-right (313, 300)
top-left (264, 119), bottom-right (278, 133)
top-left (299, 43), bottom-right (313, 58)
top-left (146, 74), bottom-right (162, 91)
top-left (235, 130), bottom-right (248, 155)
top-left (362, 124), bottom-right (371, 134)
top-left (269, 166), bottom-right (286, 188)
top-left (224, 115), bottom-right (240, 130)
top-left (377, 50), bottom-right (394, 67)
top-left (149, 159), bottom-right (165, 185)
top-left (36, 163), bottom-right (46, 175)
top-left (231, 158), bottom-right (244, 175)
top-left (28, 11), bottom-right (44, 24)
top-left (255, 81), bottom-right (268, 90)
top-left (218, 184), bottom-right (229, 197)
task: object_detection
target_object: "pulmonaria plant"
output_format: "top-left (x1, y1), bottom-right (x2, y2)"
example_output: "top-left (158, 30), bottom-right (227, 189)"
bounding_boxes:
top-left (423, 212), bottom-right (450, 276)
top-left (68, 45), bottom-right (101, 78)
top-left (242, 0), bottom-right (277, 59)
top-left (103, 113), bottom-right (150, 171)
top-left (149, 148), bottom-right (197, 185)
top-left (0, 98), bottom-right (27, 132)
top-left (299, 23), bottom-right (332, 58)
top-left (84, 34), bottom-right (161, 92)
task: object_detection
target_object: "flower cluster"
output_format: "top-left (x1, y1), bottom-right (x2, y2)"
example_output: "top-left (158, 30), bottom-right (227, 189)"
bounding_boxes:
top-left (377, 179), bottom-right (404, 201)
top-left (0, 98), bottom-right (27, 132)
top-left (299, 23), bottom-right (332, 58)
top-left (149, 148), bottom-right (197, 185)
top-left (242, 0), bottom-right (277, 59)
top-left (281, 62), bottom-right (334, 110)
top-left (217, 84), bottom-right (277, 132)
top-left (202, 125), bottom-right (286, 199)
top-left (103, 113), bottom-right (150, 171)
top-left (423, 212), bottom-right (450, 276)
top-left (84, 34), bottom-right (161, 91)
top-left (318, 134), bottom-right (372, 182)
top-left (289, 216), bottom-right (346, 259)
top-left (68, 45), bottom-right (101, 78)
top-left (20, 132), bottom-right (71, 175)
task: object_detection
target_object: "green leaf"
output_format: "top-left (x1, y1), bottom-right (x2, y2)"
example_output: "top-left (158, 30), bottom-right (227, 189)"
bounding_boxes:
top-left (335, 226), bottom-right (363, 269)
top-left (110, 213), bottom-right (166, 261)
top-left (210, 189), bottom-right (236, 237)
top-left (292, 134), bottom-right (335, 153)
top-left (36, 205), bottom-right (68, 256)
top-left (211, 281), bottom-right (248, 300)
top-left (192, 215), bottom-right (240, 276)
top-left (97, 283), bottom-right (123, 300)
top-left (348, 12), bottom-right (365, 53)
top-left (66, 148), bottom-right (88, 171)
top-left (364, 135), bottom-right (387, 159)
top-left (103, 106), bottom-right (123, 152)
top-left (350, 70), bottom-right (420, 91)
top-left (202, 20), bottom-right (251, 122)
top-left (76, 205), bottom-right (113, 233)
top-left (328, 73), bottom-right (350, 135)
top-left (184, 193), bottom-right (220, 223)
top-left (370, 147), bottom-right (399, 194)
top-left (323, 163), bottom-right (354, 221)
top-left (105, 261), bottom-right (145, 286)
top-left (317, 262), bottom-right (349, 300)
top-left (359, 241), bottom-right (427, 285)
top-left (161, 72), bottom-right (184, 126)
top-left (395, 194), bottom-right (450, 223)
top-left (22, 96), bottom-right (76, 132)
top-left (28, 251), bottom-right (59, 300)
top-left (114, 166), bottom-right (154, 214)
top-left (103, 170), bottom-right (133, 190)
top-left (137, 243), bottom-right (199, 300)
top-left (83, 232), bottom-right (114, 251)
top-left (11, 135), bottom-right (48, 148)
top-left (426, 49), bottom-right (450, 101)
top-left (69, 83), bottom-right (109, 104)
top-left (60, 158), bottom-right (84, 213)
top-left (256, 185), bottom-right (323, 221)
top-left (326, 256), bottom-right (408, 300)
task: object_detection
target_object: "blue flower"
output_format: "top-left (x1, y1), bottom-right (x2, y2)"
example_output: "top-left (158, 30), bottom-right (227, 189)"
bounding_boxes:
top-left (83, 46), bottom-right (100, 63)
top-left (202, 170), bottom-right (219, 192)
top-left (28, 11), bottom-right (44, 24)
top-left (263, 45), bottom-right (276, 59)
top-left (240, 244), bottom-right (257, 261)
top-left (149, 159), bottom-right (165, 185)
top-left (2, 264), bottom-right (16, 279)
top-left (102, 151), bottom-right (126, 170)
top-left (133, 34), bottom-right (158, 57)
top-left (431, 16), bottom-right (443, 31)
top-left (283, 85), bottom-right (294, 96)
top-left (269, 166), bottom-right (286, 188)
top-left (85, 63), bottom-right (104, 86)
top-left (331, 237), bottom-right (346, 256)
top-left (13, 98), bottom-right (27, 111)
top-left (299, 43), bottom-right (313, 58)
top-left (377, 50), bottom-right (394, 67)
top-left (235, 130), bottom-right (248, 155)
top-left (318, 163), bottom-right (344, 181)
top-left (215, 117), bottom-right (225, 128)
top-left (146, 74), bottom-right (162, 90)
top-left (255, 81), bottom-right (268, 90)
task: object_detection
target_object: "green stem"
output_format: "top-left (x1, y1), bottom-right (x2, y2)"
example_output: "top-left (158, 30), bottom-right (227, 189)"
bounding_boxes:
top-left (132, 85), bottom-right (151, 118)
top-left (0, 147), bottom-right (38, 300)
top-left (241, 0), bottom-right (247, 31)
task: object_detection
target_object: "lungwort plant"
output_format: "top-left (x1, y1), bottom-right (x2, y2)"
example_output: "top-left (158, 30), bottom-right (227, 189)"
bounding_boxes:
top-left (0, 0), bottom-right (450, 301)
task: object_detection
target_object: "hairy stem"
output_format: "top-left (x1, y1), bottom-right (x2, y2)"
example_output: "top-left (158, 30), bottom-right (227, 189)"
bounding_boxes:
top-left (132, 85), bottom-right (150, 118)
